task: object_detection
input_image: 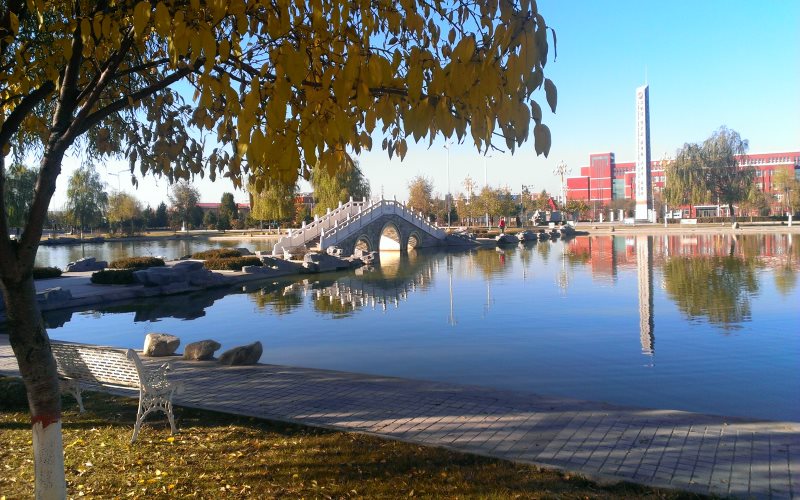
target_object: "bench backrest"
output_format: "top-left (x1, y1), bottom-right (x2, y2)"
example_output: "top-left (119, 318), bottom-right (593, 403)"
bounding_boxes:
top-left (51, 342), bottom-right (141, 389)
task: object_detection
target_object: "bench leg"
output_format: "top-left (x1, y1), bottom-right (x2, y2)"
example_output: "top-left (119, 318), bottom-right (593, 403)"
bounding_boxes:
top-left (59, 379), bottom-right (85, 413)
top-left (131, 391), bottom-right (178, 443)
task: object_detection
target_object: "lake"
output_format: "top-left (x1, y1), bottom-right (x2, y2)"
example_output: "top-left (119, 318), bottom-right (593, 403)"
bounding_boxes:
top-left (34, 235), bottom-right (278, 268)
top-left (16, 233), bottom-right (800, 421)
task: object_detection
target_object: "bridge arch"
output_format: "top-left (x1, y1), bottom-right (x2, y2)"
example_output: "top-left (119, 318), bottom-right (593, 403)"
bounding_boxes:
top-left (407, 230), bottom-right (422, 251)
top-left (354, 234), bottom-right (373, 253)
top-left (379, 222), bottom-right (403, 251)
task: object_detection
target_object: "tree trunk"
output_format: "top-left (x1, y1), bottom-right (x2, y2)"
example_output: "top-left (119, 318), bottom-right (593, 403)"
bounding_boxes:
top-left (2, 275), bottom-right (66, 499)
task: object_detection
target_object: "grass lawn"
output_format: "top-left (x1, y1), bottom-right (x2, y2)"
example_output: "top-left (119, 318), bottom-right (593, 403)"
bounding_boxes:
top-left (0, 377), bottom-right (705, 498)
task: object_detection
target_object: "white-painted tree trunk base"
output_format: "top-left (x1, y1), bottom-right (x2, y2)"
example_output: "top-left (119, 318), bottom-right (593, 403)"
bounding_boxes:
top-left (32, 419), bottom-right (66, 500)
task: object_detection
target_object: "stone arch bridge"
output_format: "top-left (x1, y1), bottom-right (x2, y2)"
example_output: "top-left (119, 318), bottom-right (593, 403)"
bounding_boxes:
top-left (272, 199), bottom-right (448, 257)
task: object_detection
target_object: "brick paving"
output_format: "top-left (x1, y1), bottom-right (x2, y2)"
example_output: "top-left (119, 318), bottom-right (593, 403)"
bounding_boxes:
top-left (1, 342), bottom-right (798, 499)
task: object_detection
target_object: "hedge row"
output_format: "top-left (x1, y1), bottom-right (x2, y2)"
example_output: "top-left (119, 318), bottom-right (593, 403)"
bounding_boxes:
top-left (90, 269), bottom-right (136, 285)
top-left (191, 249), bottom-right (242, 259)
top-left (32, 267), bottom-right (63, 279)
top-left (109, 256), bottom-right (165, 270)
top-left (203, 256), bottom-right (262, 271)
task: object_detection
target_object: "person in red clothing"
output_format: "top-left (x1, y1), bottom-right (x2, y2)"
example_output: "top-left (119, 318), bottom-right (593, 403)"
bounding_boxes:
top-left (499, 217), bottom-right (506, 233)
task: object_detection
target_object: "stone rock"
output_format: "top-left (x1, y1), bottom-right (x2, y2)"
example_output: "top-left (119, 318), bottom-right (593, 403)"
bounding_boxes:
top-left (517, 230), bottom-right (537, 242)
top-left (143, 333), bottom-right (180, 357)
top-left (133, 267), bottom-right (183, 286)
top-left (235, 247), bottom-right (253, 256)
top-left (36, 287), bottom-right (73, 308)
top-left (361, 251), bottom-right (379, 265)
top-left (172, 260), bottom-right (204, 272)
top-left (495, 234), bottom-right (518, 245)
top-left (256, 253), bottom-right (302, 273)
top-left (185, 269), bottom-right (229, 287)
top-left (303, 252), bottom-right (350, 273)
top-left (183, 339), bottom-right (221, 361)
top-left (133, 263), bottom-right (230, 288)
top-left (218, 341), bottom-right (262, 366)
top-left (66, 257), bottom-right (108, 272)
top-left (300, 261), bottom-right (319, 273)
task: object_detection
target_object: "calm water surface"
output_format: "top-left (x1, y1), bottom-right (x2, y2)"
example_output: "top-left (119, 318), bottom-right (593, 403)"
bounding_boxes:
top-left (34, 236), bottom-right (277, 268)
top-left (18, 233), bottom-right (800, 421)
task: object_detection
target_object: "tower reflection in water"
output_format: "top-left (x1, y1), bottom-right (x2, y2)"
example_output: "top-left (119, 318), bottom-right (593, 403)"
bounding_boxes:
top-left (243, 234), bottom-right (795, 344)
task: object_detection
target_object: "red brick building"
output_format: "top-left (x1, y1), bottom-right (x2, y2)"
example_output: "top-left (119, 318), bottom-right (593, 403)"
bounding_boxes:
top-left (566, 151), bottom-right (799, 216)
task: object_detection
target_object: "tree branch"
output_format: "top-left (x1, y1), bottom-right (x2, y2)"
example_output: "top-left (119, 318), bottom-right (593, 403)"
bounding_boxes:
top-left (0, 81), bottom-right (56, 149)
top-left (68, 31), bottom-right (137, 141)
top-left (75, 58), bottom-right (204, 137)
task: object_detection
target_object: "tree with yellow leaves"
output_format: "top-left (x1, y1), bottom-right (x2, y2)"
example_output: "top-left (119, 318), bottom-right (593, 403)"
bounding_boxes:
top-left (0, 1), bottom-right (556, 496)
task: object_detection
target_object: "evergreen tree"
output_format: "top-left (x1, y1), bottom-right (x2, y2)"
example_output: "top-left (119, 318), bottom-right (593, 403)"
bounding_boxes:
top-left (155, 202), bottom-right (169, 228)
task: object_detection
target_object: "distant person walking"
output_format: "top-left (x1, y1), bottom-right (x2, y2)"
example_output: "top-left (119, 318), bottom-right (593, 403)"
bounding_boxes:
top-left (499, 217), bottom-right (506, 234)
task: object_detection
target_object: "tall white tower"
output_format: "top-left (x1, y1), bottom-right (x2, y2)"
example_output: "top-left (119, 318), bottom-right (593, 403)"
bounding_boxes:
top-left (635, 85), bottom-right (652, 221)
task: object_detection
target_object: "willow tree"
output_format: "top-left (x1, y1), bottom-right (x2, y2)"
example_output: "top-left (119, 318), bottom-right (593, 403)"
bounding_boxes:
top-left (310, 158), bottom-right (371, 215)
top-left (4, 163), bottom-right (38, 230)
top-left (64, 166), bottom-right (108, 237)
top-left (248, 177), bottom-right (296, 225)
top-left (664, 127), bottom-right (753, 219)
top-left (0, 1), bottom-right (556, 496)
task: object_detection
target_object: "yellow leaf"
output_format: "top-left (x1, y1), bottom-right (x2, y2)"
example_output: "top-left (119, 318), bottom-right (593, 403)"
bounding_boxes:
top-left (218, 40), bottom-right (230, 61)
top-left (530, 100), bottom-right (542, 124)
top-left (80, 18), bottom-right (91, 44)
top-left (154, 2), bottom-right (170, 36)
top-left (544, 78), bottom-right (557, 113)
top-left (133, 1), bottom-right (151, 36)
top-left (9, 12), bottom-right (18, 33)
top-left (534, 123), bottom-right (551, 157)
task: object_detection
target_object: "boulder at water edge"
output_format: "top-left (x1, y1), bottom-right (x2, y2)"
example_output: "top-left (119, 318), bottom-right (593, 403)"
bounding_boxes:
top-left (66, 257), bottom-right (107, 272)
top-left (183, 339), bottom-right (222, 361)
top-left (303, 252), bottom-right (351, 273)
top-left (218, 341), bottom-right (263, 366)
top-left (143, 332), bottom-right (180, 357)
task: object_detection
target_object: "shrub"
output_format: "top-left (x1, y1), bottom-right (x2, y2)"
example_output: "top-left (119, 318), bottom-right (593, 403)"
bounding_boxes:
top-left (109, 256), bottom-right (165, 270)
top-left (32, 266), bottom-right (62, 279)
top-left (203, 256), bottom-right (262, 271)
top-left (90, 269), bottom-right (136, 285)
top-left (0, 376), bottom-right (28, 411)
top-left (191, 248), bottom-right (242, 259)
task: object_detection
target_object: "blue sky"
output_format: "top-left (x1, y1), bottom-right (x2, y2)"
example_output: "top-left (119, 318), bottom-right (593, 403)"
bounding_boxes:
top-left (53, 0), bottom-right (800, 208)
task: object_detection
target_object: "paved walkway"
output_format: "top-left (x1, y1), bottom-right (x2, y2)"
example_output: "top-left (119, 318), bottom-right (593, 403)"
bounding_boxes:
top-left (1, 342), bottom-right (798, 499)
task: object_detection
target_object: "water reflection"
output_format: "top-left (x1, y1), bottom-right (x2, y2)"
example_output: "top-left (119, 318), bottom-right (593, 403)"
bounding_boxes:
top-left (245, 252), bottom-right (441, 319)
top-left (637, 236), bottom-right (655, 356)
top-left (251, 281), bottom-right (304, 316)
top-left (41, 287), bottom-right (231, 328)
top-left (662, 255), bottom-right (759, 330)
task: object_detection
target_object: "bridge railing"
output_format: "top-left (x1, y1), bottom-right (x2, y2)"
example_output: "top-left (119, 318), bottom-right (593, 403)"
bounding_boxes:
top-left (272, 198), bottom-right (367, 256)
top-left (320, 199), bottom-right (445, 250)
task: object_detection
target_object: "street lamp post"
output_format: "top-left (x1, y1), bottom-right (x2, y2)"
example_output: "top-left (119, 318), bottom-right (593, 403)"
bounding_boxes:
top-left (107, 168), bottom-right (129, 192)
top-left (483, 155), bottom-right (491, 228)
top-left (444, 141), bottom-right (452, 227)
top-left (552, 161), bottom-right (571, 207)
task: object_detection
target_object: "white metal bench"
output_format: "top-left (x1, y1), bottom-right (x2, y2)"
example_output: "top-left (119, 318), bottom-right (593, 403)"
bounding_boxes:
top-left (50, 342), bottom-right (180, 443)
